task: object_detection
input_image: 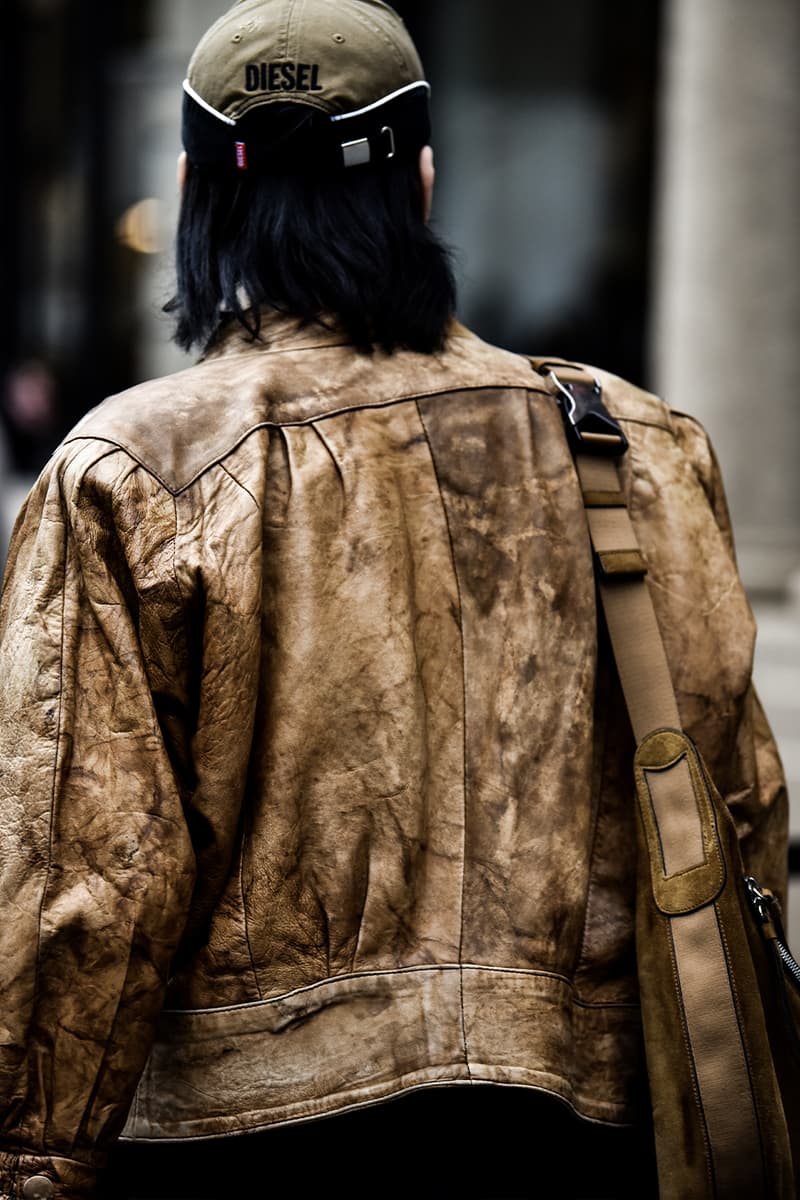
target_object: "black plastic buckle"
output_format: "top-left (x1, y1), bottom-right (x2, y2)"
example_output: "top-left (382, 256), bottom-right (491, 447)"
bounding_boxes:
top-left (549, 371), bottom-right (629, 457)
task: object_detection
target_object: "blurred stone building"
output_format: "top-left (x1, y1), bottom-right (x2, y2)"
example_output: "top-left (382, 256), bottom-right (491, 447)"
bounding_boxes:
top-left (3, 0), bottom-right (799, 907)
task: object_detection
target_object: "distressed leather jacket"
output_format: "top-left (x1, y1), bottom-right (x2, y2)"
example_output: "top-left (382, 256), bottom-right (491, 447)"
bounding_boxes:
top-left (0, 316), bottom-right (787, 1198)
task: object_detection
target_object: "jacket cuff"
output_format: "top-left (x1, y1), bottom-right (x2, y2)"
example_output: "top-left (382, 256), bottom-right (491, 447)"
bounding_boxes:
top-left (0, 1152), bottom-right (97, 1200)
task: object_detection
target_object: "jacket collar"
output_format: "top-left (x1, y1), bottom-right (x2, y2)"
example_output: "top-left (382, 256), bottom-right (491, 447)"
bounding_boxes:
top-left (200, 311), bottom-right (352, 362)
top-left (200, 311), bottom-right (475, 363)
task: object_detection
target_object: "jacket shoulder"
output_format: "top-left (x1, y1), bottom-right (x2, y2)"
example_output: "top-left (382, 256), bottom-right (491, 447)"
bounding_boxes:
top-left (61, 333), bottom-right (688, 497)
top-left (63, 357), bottom-right (246, 495)
top-left (578, 364), bottom-right (719, 487)
top-left (527, 354), bottom-right (688, 436)
top-left (62, 326), bottom-right (539, 494)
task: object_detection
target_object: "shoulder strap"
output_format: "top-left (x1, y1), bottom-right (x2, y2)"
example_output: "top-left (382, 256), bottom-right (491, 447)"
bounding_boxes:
top-left (530, 358), bottom-right (679, 740)
top-left (531, 357), bottom-right (794, 1200)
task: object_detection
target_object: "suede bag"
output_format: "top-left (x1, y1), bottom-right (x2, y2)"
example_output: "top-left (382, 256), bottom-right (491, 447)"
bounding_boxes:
top-left (634, 729), bottom-right (800, 1198)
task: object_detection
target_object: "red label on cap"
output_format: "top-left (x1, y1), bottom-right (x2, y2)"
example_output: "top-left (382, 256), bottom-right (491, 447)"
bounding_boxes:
top-left (235, 142), bottom-right (248, 170)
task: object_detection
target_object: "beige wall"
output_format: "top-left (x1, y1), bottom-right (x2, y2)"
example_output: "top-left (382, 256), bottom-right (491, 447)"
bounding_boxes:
top-left (652, 0), bottom-right (800, 596)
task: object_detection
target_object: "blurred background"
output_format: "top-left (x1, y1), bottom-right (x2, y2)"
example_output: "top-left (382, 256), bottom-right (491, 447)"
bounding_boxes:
top-left (1, 0), bottom-right (798, 922)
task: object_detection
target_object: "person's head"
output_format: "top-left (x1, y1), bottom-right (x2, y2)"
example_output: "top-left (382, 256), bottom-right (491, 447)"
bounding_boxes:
top-left (168, 0), bottom-right (456, 356)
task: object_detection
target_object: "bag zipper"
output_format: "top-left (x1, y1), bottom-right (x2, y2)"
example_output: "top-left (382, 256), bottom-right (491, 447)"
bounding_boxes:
top-left (744, 875), bottom-right (800, 992)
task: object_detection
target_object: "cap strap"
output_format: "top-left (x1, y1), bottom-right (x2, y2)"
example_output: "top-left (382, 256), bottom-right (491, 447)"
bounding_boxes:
top-left (182, 80), bottom-right (431, 174)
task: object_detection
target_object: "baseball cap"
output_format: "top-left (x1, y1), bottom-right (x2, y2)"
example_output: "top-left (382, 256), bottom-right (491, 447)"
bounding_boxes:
top-left (182, 0), bottom-right (431, 173)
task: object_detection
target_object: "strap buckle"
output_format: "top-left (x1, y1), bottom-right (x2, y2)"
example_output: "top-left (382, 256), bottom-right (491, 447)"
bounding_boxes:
top-left (548, 371), bottom-right (629, 457)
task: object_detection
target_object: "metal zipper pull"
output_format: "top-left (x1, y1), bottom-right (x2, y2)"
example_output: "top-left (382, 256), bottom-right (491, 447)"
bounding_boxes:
top-left (745, 875), bottom-right (800, 991)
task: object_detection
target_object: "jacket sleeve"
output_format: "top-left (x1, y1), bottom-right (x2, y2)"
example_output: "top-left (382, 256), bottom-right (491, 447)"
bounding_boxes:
top-left (671, 411), bottom-right (790, 909)
top-left (0, 445), bottom-right (198, 1199)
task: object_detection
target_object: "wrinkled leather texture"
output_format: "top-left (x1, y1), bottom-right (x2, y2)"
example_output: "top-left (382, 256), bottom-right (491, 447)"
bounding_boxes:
top-left (0, 316), bottom-right (788, 1198)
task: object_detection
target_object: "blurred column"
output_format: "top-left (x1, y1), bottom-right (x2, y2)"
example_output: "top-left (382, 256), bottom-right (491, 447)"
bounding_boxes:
top-left (652, 0), bottom-right (800, 594)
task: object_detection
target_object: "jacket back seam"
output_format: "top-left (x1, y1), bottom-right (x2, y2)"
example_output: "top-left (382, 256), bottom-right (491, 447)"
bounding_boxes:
top-left (413, 399), bottom-right (472, 1078)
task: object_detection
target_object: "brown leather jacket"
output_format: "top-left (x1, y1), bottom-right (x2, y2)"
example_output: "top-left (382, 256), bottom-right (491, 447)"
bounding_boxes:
top-left (0, 317), bottom-right (787, 1198)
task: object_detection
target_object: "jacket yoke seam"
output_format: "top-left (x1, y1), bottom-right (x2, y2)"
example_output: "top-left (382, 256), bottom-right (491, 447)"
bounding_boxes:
top-left (65, 383), bottom-right (547, 497)
top-left (65, 399), bottom-right (676, 501)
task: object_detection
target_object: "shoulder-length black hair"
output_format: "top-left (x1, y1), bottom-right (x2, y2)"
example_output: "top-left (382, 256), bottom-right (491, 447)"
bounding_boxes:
top-left (166, 111), bottom-right (456, 356)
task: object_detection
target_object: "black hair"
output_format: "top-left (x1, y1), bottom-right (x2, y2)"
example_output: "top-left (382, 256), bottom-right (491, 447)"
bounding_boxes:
top-left (166, 108), bottom-right (457, 356)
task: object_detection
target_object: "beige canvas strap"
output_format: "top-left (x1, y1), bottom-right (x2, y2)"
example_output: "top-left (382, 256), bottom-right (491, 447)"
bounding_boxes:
top-left (574, 450), bottom-right (680, 741)
top-left (531, 358), bottom-right (782, 1198)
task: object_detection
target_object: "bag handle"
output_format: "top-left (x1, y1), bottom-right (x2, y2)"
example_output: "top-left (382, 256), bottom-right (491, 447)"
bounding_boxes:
top-left (531, 357), bottom-right (794, 1199)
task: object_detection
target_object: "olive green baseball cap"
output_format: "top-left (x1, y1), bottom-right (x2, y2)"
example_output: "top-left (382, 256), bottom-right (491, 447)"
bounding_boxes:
top-left (182, 0), bottom-right (431, 172)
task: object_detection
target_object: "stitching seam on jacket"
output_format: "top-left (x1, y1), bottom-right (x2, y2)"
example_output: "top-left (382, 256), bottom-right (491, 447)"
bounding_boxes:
top-left (213, 463), bottom-right (265, 996)
top-left (63, 384), bottom-right (541, 494)
top-left (411, 402), bottom-right (471, 1077)
top-left (199, 339), bottom-right (353, 363)
top-left (118, 1074), bottom-right (639, 1144)
top-left (310, 423), bottom-right (347, 496)
top-left (23, 442), bottom-right (130, 1146)
top-left (64, 397), bottom-right (675, 499)
top-left (573, 683), bottom-right (610, 979)
top-left (219, 461), bottom-right (260, 511)
top-left (238, 821), bottom-right (263, 1002)
top-left (172, 482), bottom-right (264, 1001)
top-left (156, 961), bottom-right (639, 1016)
top-left (29, 494), bottom-right (69, 1142)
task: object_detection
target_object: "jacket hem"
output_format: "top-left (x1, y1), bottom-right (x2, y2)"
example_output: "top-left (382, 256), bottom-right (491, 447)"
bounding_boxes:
top-left (121, 964), bottom-right (643, 1140)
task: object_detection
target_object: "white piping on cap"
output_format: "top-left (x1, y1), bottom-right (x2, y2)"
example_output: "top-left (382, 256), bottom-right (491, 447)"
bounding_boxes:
top-left (183, 79), bottom-right (237, 126)
top-left (183, 77), bottom-right (430, 129)
top-left (330, 80), bottom-right (431, 123)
